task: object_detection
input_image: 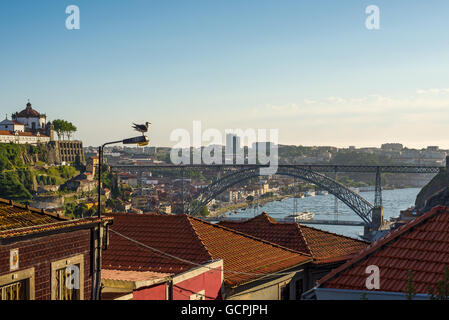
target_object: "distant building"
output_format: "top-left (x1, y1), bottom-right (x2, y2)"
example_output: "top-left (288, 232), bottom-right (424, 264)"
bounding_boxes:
top-left (132, 196), bottom-right (148, 211)
top-left (0, 101), bottom-right (86, 165)
top-left (0, 117), bottom-right (24, 132)
top-left (0, 130), bottom-right (50, 145)
top-left (381, 143), bottom-right (403, 151)
top-left (0, 102), bottom-right (54, 145)
top-left (12, 101), bottom-right (47, 130)
top-left (225, 134), bottom-right (242, 163)
top-left (159, 203), bottom-right (171, 214)
top-left (86, 156), bottom-right (99, 176)
top-left (65, 173), bottom-right (97, 193)
top-left (118, 173), bottom-right (138, 187)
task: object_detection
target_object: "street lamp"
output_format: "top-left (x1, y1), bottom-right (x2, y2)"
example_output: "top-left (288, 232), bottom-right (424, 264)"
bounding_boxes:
top-left (94, 134), bottom-right (149, 300)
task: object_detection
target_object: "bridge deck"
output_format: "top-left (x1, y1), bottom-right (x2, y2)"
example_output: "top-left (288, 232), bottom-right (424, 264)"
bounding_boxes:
top-left (111, 164), bottom-right (442, 174)
top-left (200, 216), bottom-right (366, 226)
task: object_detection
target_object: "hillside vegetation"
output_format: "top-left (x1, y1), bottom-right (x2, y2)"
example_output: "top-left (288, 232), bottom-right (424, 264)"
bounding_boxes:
top-left (0, 143), bottom-right (78, 201)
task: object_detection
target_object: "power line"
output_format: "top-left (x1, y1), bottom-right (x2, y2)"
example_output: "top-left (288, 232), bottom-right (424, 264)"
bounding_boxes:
top-left (109, 228), bottom-right (309, 278)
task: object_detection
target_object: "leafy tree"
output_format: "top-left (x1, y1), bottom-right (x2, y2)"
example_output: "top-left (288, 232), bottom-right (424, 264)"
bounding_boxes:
top-left (186, 200), bottom-right (209, 217)
top-left (74, 154), bottom-right (85, 171)
top-left (52, 119), bottom-right (65, 140)
top-left (73, 203), bottom-right (88, 218)
top-left (0, 171), bottom-right (33, 200)
top-left (52, 119), bottom-right (77, 140)
top-left (66, 122), bottom-right (77, 140)
top-left (198, 205), bottom-right (209, 217)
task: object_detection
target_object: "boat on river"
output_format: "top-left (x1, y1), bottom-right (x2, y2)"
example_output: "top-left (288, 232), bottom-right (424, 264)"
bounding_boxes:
top-left (285, 212), bottom-right (315, 222)
top-left (305, 190), bottom-right (316, 197)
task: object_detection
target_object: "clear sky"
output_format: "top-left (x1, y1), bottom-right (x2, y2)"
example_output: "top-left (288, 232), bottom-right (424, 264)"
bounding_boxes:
top-left (1, 0), bottom-right (449, 148)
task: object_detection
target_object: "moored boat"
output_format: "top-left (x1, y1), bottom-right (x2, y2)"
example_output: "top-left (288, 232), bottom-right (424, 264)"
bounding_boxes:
top-left (285, 211), bottom-right (315, 222)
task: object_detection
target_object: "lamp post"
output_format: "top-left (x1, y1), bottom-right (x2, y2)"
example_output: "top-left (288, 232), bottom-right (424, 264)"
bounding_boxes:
top-left (93, 134), bottom-right (149, 300)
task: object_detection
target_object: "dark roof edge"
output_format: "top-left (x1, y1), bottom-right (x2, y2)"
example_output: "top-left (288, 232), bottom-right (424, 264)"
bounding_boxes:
top-left (317, 205), bottom-right (448, 288)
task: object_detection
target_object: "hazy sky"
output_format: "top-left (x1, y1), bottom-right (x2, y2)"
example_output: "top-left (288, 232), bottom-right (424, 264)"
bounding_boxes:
top-left (1, 0), bottom-right (449, 148)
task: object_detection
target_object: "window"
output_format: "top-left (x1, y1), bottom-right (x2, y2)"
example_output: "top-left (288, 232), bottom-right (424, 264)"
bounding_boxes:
top-left (0, 268), bottom-right (35, 300)
top-left (295, 279), bottom-right (304, 300)
top-left (51, 254), bottom-right (84, 300)
top-left (1, 280), bottom-right (27, 300)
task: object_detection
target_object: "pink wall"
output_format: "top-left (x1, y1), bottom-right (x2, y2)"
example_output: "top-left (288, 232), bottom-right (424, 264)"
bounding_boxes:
top-left (133, 283), bottom-right (166, 300)
top-left (172, 267), bottom-right (222, 300)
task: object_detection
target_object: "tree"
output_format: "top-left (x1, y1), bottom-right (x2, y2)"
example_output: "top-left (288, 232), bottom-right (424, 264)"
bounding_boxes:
top-left (52, 119), bottom-right (65, 140)
top-left (66, 122), bottom-right (77, 140)
top-left (52, 119), bottom-right (77, 140)
top-left (73, 203), bottom-right (88, 218)
top-left (198, 205), bottom-right (210, 217)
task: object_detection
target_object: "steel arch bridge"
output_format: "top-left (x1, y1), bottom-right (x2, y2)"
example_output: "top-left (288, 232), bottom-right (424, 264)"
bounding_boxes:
top-left (187, 166), bottom-right (375, 226)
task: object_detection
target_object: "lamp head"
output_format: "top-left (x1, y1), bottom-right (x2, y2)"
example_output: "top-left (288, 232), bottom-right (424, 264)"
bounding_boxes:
top-left (122, 135), bottom-right (149, 145)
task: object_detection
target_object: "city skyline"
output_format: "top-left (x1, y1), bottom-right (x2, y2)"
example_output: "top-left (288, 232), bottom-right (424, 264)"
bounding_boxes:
top-left (1, 1), bottom-right (449, 148)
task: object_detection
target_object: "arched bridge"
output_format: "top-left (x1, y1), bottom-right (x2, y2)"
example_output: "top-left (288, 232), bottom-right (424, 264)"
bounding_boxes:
top-left (187, 166), bottom-right (375, 225)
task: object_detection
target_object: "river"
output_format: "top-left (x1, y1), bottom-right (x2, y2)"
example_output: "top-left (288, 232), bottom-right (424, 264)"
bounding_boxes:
top-left (224, 188), bottom-right (421, 239)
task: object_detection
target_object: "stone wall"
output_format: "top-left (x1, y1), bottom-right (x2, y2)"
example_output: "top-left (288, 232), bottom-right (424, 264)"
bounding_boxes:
top-left (47, 140), bottom-right (85, 165)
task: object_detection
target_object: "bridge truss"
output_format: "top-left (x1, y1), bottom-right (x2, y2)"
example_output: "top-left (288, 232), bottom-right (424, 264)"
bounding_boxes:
top-left (111, 164), bottom-right (442, 228)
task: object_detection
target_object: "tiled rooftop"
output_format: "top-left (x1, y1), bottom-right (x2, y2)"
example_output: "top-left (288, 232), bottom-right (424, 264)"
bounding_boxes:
top-left (219, 212), bottom-right (368, 264)
top-left (0, 198), bottom-right (112, 239)
top-left (318, 206), bottom-right (449, 294)
top-left (102, 269), bottom-right (171, 282)
top-left (0, 130), bottom-right (49, 137)
top-left (103, 213), bottom-right (312, 287)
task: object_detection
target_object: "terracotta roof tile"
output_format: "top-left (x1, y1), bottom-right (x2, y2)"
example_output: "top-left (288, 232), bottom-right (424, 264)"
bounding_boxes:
top-left (318, 206), bottom-right (449, 294)
top-left (17, 103), bottom-right (41, 117)
top-left (102, 269), bottom-right (171, 282)
top-left (0, 131), bottom-right (48, 138)
top-left (103, 213), bottom-right (312, 287)
top-left (0, 198), bottom-right (112, 239)
top-left (219, 212), bottom-right (368, 264)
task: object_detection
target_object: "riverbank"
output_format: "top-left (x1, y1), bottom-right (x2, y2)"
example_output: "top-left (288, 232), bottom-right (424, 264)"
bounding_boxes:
top-left (208, 194), bottom-right (292, 217)
top-left (207, 185), bottom-right (424, 218)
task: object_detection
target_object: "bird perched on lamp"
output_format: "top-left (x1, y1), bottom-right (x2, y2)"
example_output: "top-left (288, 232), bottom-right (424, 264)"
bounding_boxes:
top-left (131, 122), bottom-right (151, 146)
top-left (132, 122), bottom-right (151, 135)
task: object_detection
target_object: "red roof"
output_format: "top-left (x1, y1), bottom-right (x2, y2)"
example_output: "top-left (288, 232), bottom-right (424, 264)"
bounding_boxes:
top-left (318, 206), bottom-right (449, 294)
top-left (0, 198), bottom-right (113, 240)
top-left (103, 213), bottom-right (312, 287)
top-left (0, 130), bottom-right (48, 138)
top-left (219, 213), bottom-right (368, 264)
top-left (17, 102), bottom-right (41, 117)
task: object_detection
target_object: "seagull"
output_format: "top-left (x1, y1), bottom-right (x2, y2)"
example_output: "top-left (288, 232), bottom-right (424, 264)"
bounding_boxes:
top-left (132, 122), bottom-right (151, 135)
